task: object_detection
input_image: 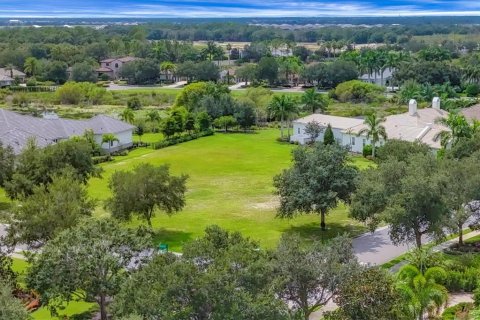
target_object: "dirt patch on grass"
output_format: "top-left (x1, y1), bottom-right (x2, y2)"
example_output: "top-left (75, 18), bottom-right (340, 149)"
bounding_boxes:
top-left (250, 197), bottom-right (279, 210)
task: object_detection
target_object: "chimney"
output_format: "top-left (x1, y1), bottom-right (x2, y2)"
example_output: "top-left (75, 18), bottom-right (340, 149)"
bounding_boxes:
top-left (409, 99), bottom-right (418, 116)
top-left (432, 97), bottom-right (441, 110)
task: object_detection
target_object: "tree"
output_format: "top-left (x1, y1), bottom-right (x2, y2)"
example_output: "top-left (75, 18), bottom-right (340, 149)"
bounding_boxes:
top-left (0, 142), bottom-right (14, 187)
top-left (9, 172), bottom-right (94, 245)
top-left (323, 124), bottom-right (335, 145)
top-left (435, 113), bottom-right (476, 148)
top-left (0, 281), bottom-right (30, 320)
top-left (274, 234), bottom-right (359, 320)
top-left (438, 157), bottom-right (480, 245)
top-left (112, 226), bottom-right (289, 320)
top-left (160, 116), bottom-right (178, 138)
top-left (71, 62), bottom-right (97, 83)
top-left (236, 63), bottom-right (257, 86)
top-left (195, 61), bottom-right (220, 82)
top-left (106, 163), bottom-right (188, 227)
top-left (375, 139), bottom-right (430, 163)
top-left (268, 94), bottom-right (298, 139)
top-left (43, 60), bottom-right (68, 84)
top-left (160, 61), bottom-right (176, 81)
top-left (213, 115), bottom-right (237, 132)
top-left (184, 113), bottom-right (196, 134)
top-left (135, 123), bottom-right (145, 142)
top-left (350, 154), bottom-right (448, 248)
top-left (5, 139), bottom-right (98, 199)
top-left (120, 108), bottom-right (135, 124)
top-left (257, 56), bottom-right (279, 85)
top-left (304, 120), bottom-right (323, 143)
top-left (196, 111), bottom-right (212, 132)
top-left (274, 144), bottom-right (357, 231)
top-left (332, 267), bottom-right (402, 320)
top-left (357, 113), bottom-right (387, 158)
top-left (396, 265), bottom-right (448, 320)
top-left (234, 100), bottom-right (256, 131)
top-left (119, 59), bottom-right (159, 85)
top-left (27, 219), bottom-right (151, 320)
top-left (23, 57), bottom-right (39, 77)
top-left (301, 88), bottom-right (328, 113)
top-left (101, 133), bottom-right (119, 152)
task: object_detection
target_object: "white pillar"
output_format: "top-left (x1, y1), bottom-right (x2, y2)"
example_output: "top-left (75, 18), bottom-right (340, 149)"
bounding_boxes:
top-left (409, 99), bottom-right (418, 116)
top-left (432, 97), bottom-right (441, 110)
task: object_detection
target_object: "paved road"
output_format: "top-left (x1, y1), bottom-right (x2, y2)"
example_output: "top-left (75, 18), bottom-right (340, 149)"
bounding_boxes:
top-left (352, 226), bottom-right (416, 266)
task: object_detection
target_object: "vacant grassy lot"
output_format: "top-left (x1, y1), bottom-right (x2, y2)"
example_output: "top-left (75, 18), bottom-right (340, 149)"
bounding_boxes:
top-left (89, 129), bottom-right (368, 251)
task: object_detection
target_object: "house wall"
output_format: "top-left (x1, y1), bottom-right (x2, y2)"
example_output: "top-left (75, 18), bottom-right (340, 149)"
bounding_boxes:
top-left (291, 122), bottom-right (378, 154)
top-left (101, 60), bottom-right (126, 79)
top-left (94, 129), bottom-right (133, 152)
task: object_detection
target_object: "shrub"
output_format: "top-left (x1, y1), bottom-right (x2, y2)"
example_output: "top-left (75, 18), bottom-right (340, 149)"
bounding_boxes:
top-left (99, 73), bottom-right (110, 81)
top-left (151, 130), bottom-right (214, 150)
top-left (442, 302), bottom-right (474, 320)
top-left (127, 97), bottom-right (142, 110)
top-left (92, 155), bottom-right (112, 164)
top-left (474, 287), bottom-right (480, 306)
top-left (362, 144), bottom-right (373, 157)
top-left (26, 78), bottom-right (37, 87)
top-left (334, 80), bottom-right (385, 103)
top-left (465, 83), bottom-right (480, 97)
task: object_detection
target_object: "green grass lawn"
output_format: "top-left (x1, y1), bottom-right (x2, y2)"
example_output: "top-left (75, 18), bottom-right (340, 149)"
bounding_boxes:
top-left (133, 132), bottom-right (164, 143)
top-left (89, 129), bottom-right (368, 251)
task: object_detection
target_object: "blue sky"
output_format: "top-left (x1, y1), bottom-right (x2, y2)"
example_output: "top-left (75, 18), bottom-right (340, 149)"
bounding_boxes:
top-left (1, 0), bottom-right (480, 18)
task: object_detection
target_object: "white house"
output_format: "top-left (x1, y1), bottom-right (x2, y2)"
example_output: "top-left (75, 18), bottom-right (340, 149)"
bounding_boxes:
top-left (0, 110), bottom-right (134, 154)
top-left (291, 98), bottom-right (449, 152)
top-left (359, 68), bottom-right (395, 87)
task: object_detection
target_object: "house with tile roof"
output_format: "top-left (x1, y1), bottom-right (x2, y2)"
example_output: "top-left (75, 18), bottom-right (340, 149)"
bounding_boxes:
top-left (0, 67), bottom-right (26, 83)
top-left (97, 57), bottom-right (139, 79)
top-left (0, 110), bottom-right (135, 154)
top-left (290, 98), bottom-right (449, 152)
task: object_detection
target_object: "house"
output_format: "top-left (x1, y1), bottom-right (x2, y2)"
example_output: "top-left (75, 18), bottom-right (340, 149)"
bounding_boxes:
top-left (0, 75), bottom-right (14, 87)
top-left (290, 98), bottom-right (449, 152)
top-left (359, 68), bottom-right (394, 87)
top-left (0, 110), bottom-right (135, 154)
top-left (0, 67), bottom-right (26, 83)
top-left (97, 57), bottom-right (139, 79)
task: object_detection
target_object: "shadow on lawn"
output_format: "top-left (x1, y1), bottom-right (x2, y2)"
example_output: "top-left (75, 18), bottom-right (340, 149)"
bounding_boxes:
top-left (152, 228), bottom-right (194, 251)
top-left (69, 309), bottom-right (98, 320)
top-left (284, 221), bottom-right (366, 243)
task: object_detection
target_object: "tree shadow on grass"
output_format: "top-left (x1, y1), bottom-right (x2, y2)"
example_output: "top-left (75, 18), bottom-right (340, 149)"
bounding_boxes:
top-left (152, 228), bottom-right (193, 251)
top-left (69, 309), bottom-right (98, 320)
top-left (284, 221), bottom-right (367, 243)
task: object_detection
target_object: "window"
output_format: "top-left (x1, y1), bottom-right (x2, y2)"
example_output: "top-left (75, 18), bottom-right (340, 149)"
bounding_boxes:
top-left (298, 128), bottom-right (300, 134)
top-left (110, 141), bottom-right (114, 147)
top-left (351, 137), bottom-right (355, 145)
top-left (115, 63), bottom-right (119, 68)
top-left (363, 139), bottom-right (366, 146)
top-left (106, 63), bottom-right (110, 66)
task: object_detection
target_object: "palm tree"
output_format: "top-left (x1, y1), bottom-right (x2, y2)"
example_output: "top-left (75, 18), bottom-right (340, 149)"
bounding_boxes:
top-left (301, 88), bottom-right (328, 114)
top-left (268, 94), bottom-right (298, 139)
top-left (24, 57), bottom-right (39, 77)
top-left (120, 108), bottom-right (135, 124)
top-left (435, 113), bottom-right (473, 148)
top-left (396, 265), bottom-right (448, 320)
top-left (357, 113), bottom-right (387, 158)
top-left (160, 61), bottom-right (176, 82)
top-left (102, 133), bottom-right (119, 153)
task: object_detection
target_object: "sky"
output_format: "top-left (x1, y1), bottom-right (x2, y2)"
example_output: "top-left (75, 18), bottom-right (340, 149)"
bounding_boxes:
top-left (1, 0), bottom-right (480, 18)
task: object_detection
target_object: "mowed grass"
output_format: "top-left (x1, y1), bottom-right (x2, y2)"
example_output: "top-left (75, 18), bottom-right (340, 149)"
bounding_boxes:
top-left (89, 129), bottom-right (367, 251)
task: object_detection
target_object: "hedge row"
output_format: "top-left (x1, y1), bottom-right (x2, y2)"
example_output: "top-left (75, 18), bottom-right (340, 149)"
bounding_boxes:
top-left (151, 130), bottom-right (214, 150)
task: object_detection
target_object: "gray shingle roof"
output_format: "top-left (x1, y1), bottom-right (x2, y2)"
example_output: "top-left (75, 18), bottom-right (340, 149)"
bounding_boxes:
top-left (0, 110), bottom-right (134, 154)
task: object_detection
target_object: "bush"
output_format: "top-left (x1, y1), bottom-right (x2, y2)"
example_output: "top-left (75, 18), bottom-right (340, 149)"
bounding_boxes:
top-left (334, 80), bottom-right (385, 103)
top-left (127, 97), bottom-right (142, 110)
top-left (442, 302), bottom-right (474, 320)
top-left (151, 130), bottom-right (214, 150)
top-left (465, 83), bottom-right (480, 97)
top-left (26, 78), bottom-right (37, 87)
top-left (99, 73), bottom-right (110, 81)
top-left (474, 287), bottom-right (480, 307)
top-left (362, 144), bottom-right (373, 157)
top-left (92, 155), bottom-right (112, 164)
top-left (443, 268), bottom-right (480, 292)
